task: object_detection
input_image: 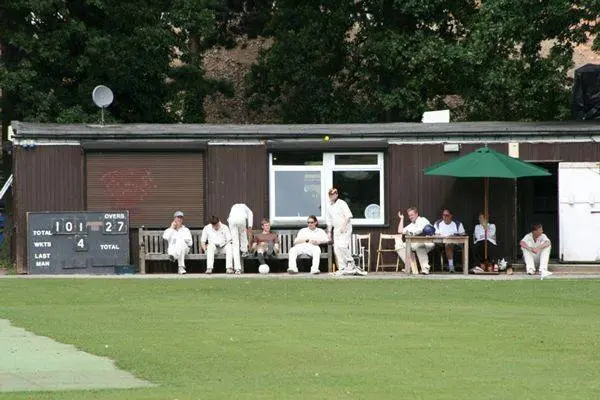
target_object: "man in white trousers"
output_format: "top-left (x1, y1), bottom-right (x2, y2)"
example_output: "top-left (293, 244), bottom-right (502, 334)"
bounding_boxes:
top-left (326, 188), bottom-right (366, 276)
top-left (163, 211), bottom-right (192, 275)
top-left (287, 215), bottom-right (329, 274)
top-left (228, 203), bottom-right (253, 272)
top-left (395, 207), bottom-right (435, 275)
top-left (520, 223), bottom-right (552, 277)
top-left (201, 216), bottom-right (235, 274)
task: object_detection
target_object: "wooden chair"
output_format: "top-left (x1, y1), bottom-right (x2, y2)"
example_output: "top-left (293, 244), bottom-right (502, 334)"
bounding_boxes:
top-left (351, 233), bottom-right (372, 272)
top-left (376, 233), bottom-right (401, 272)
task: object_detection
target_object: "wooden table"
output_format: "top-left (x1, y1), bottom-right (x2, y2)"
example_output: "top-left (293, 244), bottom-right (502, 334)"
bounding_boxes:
top-left (404, 235), bottom-right (470, 275)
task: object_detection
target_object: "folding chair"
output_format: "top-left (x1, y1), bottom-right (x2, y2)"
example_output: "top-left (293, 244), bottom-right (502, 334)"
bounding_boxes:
top-left (351, 233), bottom-right (372, 272)
top-left (376, 233), bottom-right (401, 272)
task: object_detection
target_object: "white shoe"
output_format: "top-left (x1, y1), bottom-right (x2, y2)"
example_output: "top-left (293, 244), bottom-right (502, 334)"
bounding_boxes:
top-left (205, 268), bottom-right (213, 274)
top-left (178, 266), bottom-right (186, 275)
top-left (234, 269), bottom-right (242, 275)
top-left (355, 268), bottom-right (368, 276)
top-left (540, 270), bottom-right (553, 279)
top-left (420, 270), bottom-right (430, 275)
top-left (287, 268), bottom-right (298, 274)
top-left (310, 269), bottom-right (320, 275)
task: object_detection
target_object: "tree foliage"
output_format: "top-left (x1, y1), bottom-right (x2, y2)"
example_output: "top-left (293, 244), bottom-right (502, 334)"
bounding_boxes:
top-left (247, 0), bottom-right (600, 122)
top-left (246, 1), bottom-right (365, 123)
top-left (1, 0), bottom-right (600, 126)
top-left (0, 0), bottom-right (236, 126)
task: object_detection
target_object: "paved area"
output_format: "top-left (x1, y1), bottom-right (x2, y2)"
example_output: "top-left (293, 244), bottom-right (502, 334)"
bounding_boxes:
top-left (2, 271), bottom-right (600, 280)
top-left (0, 319), bottom-right (154, 392)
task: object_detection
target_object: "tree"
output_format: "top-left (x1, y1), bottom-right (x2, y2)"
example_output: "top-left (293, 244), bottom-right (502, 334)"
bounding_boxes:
top-left (347, 0), bottom-right (477, 122)
top-left (0, 0), bottom-right (239, 126)
top-left (245, 1), bottom-right (366, 123)
top-left (245, 0), bottom-right (600, 122)
top-left (0, 0), bottom-right (176, 125)
top-left (459, 0), bottom-right (592, 121)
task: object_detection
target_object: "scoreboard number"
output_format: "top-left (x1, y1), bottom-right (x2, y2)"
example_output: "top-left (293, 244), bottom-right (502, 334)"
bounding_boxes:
top-left (74, 235), bottom-right (89, 252)
top-left (53, 218), bottom-right (88, 235)
top-left (102, 218), bottom-right (128, 234)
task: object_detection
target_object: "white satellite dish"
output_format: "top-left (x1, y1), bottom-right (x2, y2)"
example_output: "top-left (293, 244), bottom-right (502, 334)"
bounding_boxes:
top-left (92, 85), bottom-right (114, 108)
top-left (92, 85), bottom-right (114, 125)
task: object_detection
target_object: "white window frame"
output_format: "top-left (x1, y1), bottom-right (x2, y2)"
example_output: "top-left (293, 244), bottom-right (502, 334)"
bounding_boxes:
top-left (268, 157), bottom-right (326, 225)
top-left (323, 153), bottom-right (385, 226)
top-left (269, 152), bottom-right (385, 226)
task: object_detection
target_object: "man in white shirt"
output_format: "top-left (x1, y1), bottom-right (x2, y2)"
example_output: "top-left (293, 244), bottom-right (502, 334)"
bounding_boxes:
top-left (326, 188), bottom-right (366, 276)
top-left (288, 215), bottom-right (329, 274)
top-left (434, 208), bottom-right (466, 273)
top-left (394, 206), bottom-right (435, 275)
top-left (227, 203), bottom-right (254, 271)
top-left (201, 216), bottom-right (235, 274)
top-left (520, 223), bottom-right (552, 277)
top-left (163, 211), bottom-right (193, 275)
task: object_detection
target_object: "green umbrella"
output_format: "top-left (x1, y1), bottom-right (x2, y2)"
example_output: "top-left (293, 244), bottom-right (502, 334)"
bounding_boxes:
top-left (423, 147), bottom-right (551, 178)
top-left (424, 146), bottom-right (551, 261)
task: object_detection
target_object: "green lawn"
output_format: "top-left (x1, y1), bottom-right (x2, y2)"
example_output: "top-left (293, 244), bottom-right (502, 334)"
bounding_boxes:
top-left (1, 278), bottom-right (599, 399)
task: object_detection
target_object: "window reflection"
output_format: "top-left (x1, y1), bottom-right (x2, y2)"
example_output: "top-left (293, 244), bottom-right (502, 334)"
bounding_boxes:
top-left (275, 171), bottom-right (321, 217)
top-left (333, 171), bottom-right (380, 218)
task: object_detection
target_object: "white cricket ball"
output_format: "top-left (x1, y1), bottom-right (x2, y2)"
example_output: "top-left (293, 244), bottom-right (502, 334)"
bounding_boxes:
top-left (258, 264), bottom-right (270, 274)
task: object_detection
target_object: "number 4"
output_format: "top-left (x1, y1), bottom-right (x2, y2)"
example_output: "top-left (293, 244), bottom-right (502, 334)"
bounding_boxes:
top-left (74, 235), bottom-right (88, 252)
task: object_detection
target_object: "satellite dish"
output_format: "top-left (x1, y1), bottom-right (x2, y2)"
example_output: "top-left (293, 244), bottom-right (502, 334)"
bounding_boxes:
top-left (92, 85), bottom-right (114, 108)
top-left (92, 85), bottom-right (114, 125)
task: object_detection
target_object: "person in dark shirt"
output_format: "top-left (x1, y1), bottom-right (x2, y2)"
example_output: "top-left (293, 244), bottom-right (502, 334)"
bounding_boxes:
top-left (251, 218), bottom-right (280, 268)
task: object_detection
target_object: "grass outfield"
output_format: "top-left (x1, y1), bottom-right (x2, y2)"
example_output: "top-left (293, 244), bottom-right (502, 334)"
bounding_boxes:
top-left (1, 279), bottom-right (599, 399)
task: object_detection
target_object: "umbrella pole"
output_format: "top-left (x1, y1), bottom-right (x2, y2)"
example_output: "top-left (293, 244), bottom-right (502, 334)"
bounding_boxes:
top-left (484, 177), bottom-right (489, 261)
top-left (513, 180), bottom-right (518, 264)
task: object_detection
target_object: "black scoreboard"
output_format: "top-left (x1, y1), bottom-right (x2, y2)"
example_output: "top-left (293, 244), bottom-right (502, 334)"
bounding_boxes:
top-left (27, 211), bottom-right (130, 274)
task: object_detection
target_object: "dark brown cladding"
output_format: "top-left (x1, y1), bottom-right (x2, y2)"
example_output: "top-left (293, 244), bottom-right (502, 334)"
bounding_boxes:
top-left (205, 145), bottom-right (268, 226)
top-left (518, 142), bottom-right (600, 161)
top-left (13, 146), bottom-right (84, 273)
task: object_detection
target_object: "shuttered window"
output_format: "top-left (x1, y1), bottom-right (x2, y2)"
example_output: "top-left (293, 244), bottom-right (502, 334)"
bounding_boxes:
top-left (86, 152), bottom-right (204, 227)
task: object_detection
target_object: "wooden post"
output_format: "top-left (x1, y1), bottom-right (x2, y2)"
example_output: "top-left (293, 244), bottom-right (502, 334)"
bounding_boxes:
top-left (139, 226), bottom-right (146, 274)
top-left (484, 178), bottom-right (489, 260)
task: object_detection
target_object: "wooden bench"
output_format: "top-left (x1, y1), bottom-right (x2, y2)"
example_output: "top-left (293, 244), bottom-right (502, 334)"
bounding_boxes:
top-left (246, 229), bottom-right (333, 272)
top-left (138, 227), bottom-right (333, 274)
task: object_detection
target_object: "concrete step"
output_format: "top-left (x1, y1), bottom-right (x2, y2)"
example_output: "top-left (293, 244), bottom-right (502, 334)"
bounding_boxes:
top-left (512, 263), bottom-right (600, 274)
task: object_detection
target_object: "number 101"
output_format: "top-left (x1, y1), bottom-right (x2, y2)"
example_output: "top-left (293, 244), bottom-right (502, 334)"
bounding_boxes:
top-left (53, 219), bottom-right (87, 235)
